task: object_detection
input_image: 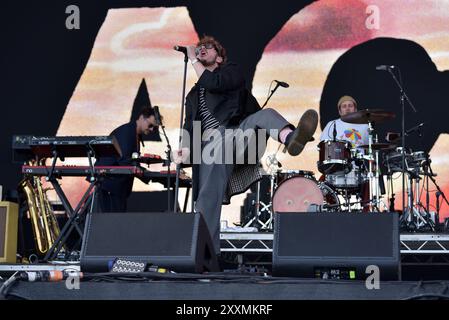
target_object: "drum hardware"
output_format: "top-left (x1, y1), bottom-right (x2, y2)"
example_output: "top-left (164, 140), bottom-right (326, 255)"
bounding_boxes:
top-left (360, 143), bottom-right (397, 151)
top-left (340, 109), bottom-right (396, 124)
top-left (248, 144), bottom-right (342, 216)
top-left (363, 122), bottom-right (378, 211)
top-left (376, 66), bottom-right (418, 220)
top-left (401, 163), bottom-right (436, 231)
top-left (243, 150), bottom-right (281, 230)
top-left (407, 152), bottom-right (448, 231)
top-left (388, 175), bottom-right (396, 212)
top-left (384, 147), bottom-right (414, 173)
top-left (342, 110), bottom-right (397, 212)
top-left (243, 177), bottom-right (274, 230)
top-left (383, 147), bottom-right (447, 231)
top-left (317, 140), bottom-right (351, 174)
top-left (243, 172), bottom-right (276, 230)
top-left (272, 175), bottom-right (340, 213)
top-left (317, 137), bottom-right (369, 211)
top-left (325, 168), bottom-right (366, 190)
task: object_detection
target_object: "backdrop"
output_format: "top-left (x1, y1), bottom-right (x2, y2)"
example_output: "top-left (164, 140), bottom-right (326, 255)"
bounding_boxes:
top-left (2, 0), bottom-right (448, 222)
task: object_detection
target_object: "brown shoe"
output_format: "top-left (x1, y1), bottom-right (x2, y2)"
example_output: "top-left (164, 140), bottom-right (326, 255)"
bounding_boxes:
top-left (283, 109), bottom-right (318, 156)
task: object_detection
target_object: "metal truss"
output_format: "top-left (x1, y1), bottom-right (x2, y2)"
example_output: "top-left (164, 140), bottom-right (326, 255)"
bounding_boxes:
top-left (221, 232), bottom-right (449, 254)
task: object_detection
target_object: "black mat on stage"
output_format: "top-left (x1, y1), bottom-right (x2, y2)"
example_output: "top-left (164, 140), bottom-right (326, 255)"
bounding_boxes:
top-left (2, 277), bottom-right (449, 300)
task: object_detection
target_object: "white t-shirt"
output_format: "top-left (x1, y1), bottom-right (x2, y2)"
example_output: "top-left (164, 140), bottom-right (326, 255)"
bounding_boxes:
top-left (320, 118), bottom-right (369, 148)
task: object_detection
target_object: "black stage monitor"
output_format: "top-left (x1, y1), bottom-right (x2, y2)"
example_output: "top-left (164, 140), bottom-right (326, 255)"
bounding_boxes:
top-left (80, 212), bottom-right (219, 273)
top-left (272, 212), bottom-right (400, 280)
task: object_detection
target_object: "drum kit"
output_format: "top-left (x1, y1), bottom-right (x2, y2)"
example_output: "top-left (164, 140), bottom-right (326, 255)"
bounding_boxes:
top-left (243, 109), bottom-right (441, 232)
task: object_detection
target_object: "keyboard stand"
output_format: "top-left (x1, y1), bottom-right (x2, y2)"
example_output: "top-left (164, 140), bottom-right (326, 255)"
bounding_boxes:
top-left (43, 148), bottom-right (99, 261)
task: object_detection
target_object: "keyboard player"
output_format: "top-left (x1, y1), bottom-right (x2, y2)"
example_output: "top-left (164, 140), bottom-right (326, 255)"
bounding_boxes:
top-left (95, 106), bottom-right (158, 212)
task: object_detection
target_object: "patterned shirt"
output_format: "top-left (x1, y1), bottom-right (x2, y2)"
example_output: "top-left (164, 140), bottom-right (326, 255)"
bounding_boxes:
top-left (198, 87), bottom-right (220, 131)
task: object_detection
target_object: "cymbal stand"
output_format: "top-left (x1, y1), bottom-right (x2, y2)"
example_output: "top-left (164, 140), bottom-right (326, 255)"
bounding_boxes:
top-left (262, 153), bottom-right (280, 230)
top-left (403, 166), bottom-right (435, 231)
top-left (373, 135), bottom-right (384, 211)
top-left (264, 171), bottom-right (276, 230)
top-left (366, 121), bottom-right (376, 211)
top-left (243, 177), bottom-right (274, 230)
top-left (261, 150), bottom-right (282, 229)
top-left (243, 151), bottom-right (279, 230)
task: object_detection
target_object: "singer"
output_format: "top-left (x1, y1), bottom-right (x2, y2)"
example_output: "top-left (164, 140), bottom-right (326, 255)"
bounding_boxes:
top-left (172, 36), bottom-right (318, 255)
top-left (95, 105), bottom-right (158, 212)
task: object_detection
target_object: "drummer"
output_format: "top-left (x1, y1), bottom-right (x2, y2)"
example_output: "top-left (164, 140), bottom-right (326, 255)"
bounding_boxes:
top-left (320, 95), bottom-right (370, 210)
top-left (320, 95), bottom-right (369, 147)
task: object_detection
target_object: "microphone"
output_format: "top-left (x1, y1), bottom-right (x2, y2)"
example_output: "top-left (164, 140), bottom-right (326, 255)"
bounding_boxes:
top-left (376, 65), bottom-right (395, 71)
top-left (332, 120), bottom-right (337, 141)
top-left (154, 106), bottom-right (162, 126)
top-left (274, 80), bottom-right (289, 88)
top-left (405, 122), bottom-right (424, 136)
top-left (173, 45), bottom-right (187, 54)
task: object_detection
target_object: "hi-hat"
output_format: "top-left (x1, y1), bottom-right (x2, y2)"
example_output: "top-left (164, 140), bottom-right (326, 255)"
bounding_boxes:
top-left (341, 109), bottom-right (396, 124)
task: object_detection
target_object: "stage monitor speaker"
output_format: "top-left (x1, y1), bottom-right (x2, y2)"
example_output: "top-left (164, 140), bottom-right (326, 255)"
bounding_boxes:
top-left (272, 212), bottom-right (400, 280)
top-left (127, 191), bottom-right (178, 212)
top-left (0, 201), bottom-right (19, 263)
top-left (80, 212), bottom-right (219, 273)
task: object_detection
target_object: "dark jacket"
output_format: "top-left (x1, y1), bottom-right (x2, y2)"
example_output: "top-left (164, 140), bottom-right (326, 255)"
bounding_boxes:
top-left (181, 62), bottom-right (263, 203)
top-left (95, 121), bottom-right (139, 198)
top-left (182, 62), bottom-right (261, 152)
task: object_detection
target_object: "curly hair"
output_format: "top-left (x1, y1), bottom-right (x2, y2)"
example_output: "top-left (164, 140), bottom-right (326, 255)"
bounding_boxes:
top-left (196, 35), bottom-right (227, 64)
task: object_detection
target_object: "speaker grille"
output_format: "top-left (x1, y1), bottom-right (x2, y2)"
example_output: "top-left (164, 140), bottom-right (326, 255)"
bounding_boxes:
top-left (273, 212), bottom-right (400, 279)
top-left (276, 213), bottom-right (395, 258)
top-left (85, 212), bottom-right (196, 257)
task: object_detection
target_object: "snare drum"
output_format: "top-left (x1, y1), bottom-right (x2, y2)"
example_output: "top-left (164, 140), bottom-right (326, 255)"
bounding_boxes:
top-left (317, 140), bottom-right (351, 174)
top-left (273, 175), bottom-right (339, 212)
top-left (325, 168), bottom-right (367, 189)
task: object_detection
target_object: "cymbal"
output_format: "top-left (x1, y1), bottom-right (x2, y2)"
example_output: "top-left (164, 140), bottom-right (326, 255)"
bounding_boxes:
top-left (360, 143), bottom-right (397, 150)
top-left (341, 109), bottom-right (396, 124)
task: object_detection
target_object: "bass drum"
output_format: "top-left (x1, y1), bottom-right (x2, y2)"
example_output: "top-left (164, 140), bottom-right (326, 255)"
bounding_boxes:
top-left (277, 169), bottom-right (315, 185)
top-left (272, 176), bottom-right (339, 212)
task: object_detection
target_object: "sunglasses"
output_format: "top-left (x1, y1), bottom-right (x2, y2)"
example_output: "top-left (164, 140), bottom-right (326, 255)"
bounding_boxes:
top-left (195, 43), bottom-right (215, 56)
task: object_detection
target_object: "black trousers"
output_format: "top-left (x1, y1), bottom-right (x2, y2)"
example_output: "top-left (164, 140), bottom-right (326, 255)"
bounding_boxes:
top-left (98, 189), bottom-right (127, 213)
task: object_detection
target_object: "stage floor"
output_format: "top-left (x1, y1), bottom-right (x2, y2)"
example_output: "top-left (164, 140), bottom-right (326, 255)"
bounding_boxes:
top-left (1, 232), bottom-right (449, 300)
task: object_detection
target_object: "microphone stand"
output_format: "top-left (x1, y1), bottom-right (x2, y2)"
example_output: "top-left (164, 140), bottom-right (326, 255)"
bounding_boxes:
top-left (158, 116), bottom-right (173, 212)
top-left (174, 52), bottom-right (189, 213)
top-left (332, 120), bottom-right (337, 141)
top-left (386, 67), bottom-right (417, 224)
top-left (261, 82), bottom-right (281, 110)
